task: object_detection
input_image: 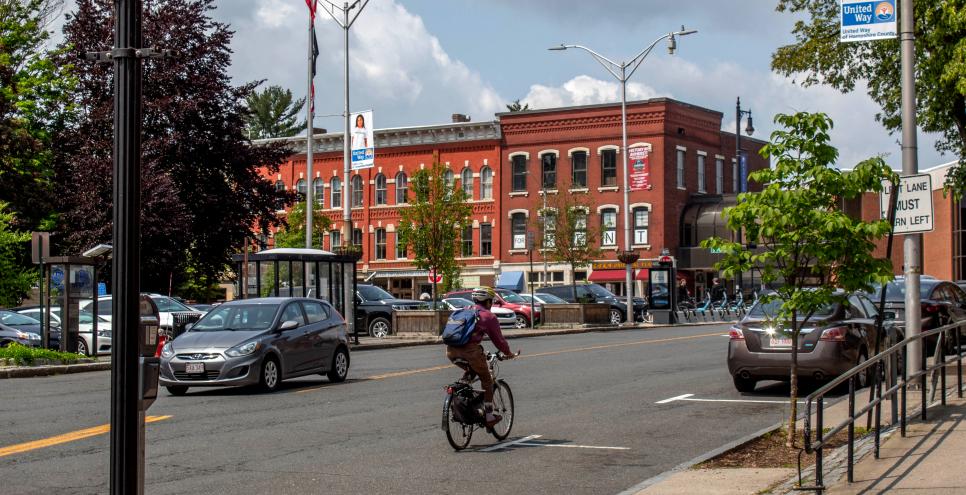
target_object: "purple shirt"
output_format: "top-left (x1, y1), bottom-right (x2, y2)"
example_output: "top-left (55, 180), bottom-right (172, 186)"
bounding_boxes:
top-left (468, 304), bottom-right (512, 355)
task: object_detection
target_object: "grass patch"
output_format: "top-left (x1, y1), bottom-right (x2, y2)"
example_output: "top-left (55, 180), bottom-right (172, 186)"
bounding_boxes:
top-left (696, 426), bottom-right (872, 470)
top-left (0, 343), bottom-right (88, 366)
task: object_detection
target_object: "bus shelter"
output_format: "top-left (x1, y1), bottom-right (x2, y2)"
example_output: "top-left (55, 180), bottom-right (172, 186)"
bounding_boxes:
top-left (233, 248), bottom-right (359, 340)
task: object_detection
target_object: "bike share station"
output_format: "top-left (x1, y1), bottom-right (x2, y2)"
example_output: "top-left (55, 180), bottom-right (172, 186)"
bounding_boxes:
top-left (40, 256), bottom-right (100, 353)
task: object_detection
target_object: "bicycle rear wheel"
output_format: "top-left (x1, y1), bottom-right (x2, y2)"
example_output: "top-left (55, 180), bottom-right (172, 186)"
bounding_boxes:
top-left (490, 380), bottom-right (514, 440)
top-left (443, 394), bottom-right (473, 450)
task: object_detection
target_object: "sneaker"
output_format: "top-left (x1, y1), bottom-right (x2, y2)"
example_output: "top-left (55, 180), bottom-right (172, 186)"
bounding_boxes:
top-left (484, 413), bottom-right (502, 429)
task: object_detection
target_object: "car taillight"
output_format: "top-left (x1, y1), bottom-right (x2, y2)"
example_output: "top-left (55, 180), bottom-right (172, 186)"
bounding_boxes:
top-left (820, 326), bottom-right (848, 341)
top-left (729, 327), bottom-right (744, 340)
top-left (924, 304), bottom-right (941, 313)
top-left (446, 386), bottom-right (454, 394)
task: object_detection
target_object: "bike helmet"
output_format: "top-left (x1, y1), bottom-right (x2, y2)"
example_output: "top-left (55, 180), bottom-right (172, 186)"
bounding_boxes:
top-left (471, 286), bottom-right (496, 303)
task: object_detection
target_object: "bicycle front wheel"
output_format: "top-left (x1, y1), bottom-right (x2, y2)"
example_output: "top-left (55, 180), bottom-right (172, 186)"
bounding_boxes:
top-left (443, 394), bottom-right (473, 450)
top-left (490, 379), bottom-right (514, 440)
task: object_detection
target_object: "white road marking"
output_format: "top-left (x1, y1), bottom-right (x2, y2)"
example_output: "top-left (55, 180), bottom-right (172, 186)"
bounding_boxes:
top-left (479, 434), bottom-right (542, 452)
top-left (655, 394), bottom-right (694, 404)
top-left (516, 442), bottom-right (630, 451)
top-left (656, 393), bottom-right (803, 405)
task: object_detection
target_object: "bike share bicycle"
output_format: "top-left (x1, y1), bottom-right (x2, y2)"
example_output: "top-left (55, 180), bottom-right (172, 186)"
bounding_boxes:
top-left (442, 350), bottom-right (519, 450)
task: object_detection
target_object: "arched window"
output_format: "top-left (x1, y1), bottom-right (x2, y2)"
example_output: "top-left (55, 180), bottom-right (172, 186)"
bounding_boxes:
top-left (395, 172), bottom-right (408, 204)
top-left (275, 179), bottom-right (285, 192)
top-left (351, 175), bottom-right (363, 207)
top-left (511, 212), bottom-right (527, 250)
top-left (541, 153), bottom-right (556, 189)
top-left (480, 166), bottom-right (493, 199)
top-left (461, 168), bottom-right (473, 199)
top-left (571, 151), bottom-right (587, 188)
top-left (296, 178), bottom-right (307, 197)
top-left (313, 178), bottom-right (324, 205)
top-left (601, 209), bottom-right (617, 246)
top-left (444, 169), bottom-right (455, 189)
top-left (330, 177), bottom-right (341, 209)
top-left (573, 211), bottom-right (587, 246)
top-left (633, 206), bottom-right (649, 245)
top-left (374, 173), bottom-right (387, 205)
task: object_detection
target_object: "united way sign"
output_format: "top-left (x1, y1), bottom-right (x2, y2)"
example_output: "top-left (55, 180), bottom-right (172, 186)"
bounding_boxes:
top-left (880, 174), bottom-right (934, 234)
top-left (840, 0), bottom-right (897, 43)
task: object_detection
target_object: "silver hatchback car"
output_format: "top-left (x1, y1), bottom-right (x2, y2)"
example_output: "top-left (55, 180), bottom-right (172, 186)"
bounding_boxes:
top-left (159, 297), bottom-right (350, 395)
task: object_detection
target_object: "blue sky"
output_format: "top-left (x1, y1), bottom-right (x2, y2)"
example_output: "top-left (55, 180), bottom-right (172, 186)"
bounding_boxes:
top-left (53, 0), bottom-right (948, 170)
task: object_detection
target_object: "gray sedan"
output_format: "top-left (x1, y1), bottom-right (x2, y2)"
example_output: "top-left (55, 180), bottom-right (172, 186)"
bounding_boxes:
top-left (159, 297), bottom-right (350, 395)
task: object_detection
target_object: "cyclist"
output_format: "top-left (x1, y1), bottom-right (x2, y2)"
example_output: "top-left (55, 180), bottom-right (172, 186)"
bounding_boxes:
top-left (446, 286), bottom-right (514, 428)
top-left (709, 277), bottom-right (726, 306)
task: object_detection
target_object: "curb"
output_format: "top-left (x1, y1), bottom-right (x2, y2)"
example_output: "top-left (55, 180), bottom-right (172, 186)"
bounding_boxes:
top-left (0, 320), bottom-right (732, 377)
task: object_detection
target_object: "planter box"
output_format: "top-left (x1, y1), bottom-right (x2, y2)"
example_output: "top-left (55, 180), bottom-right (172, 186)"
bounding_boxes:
top-left (392, 310), bottom-right (451, 336)
top-left (540, 303), bottom-right (611, 326)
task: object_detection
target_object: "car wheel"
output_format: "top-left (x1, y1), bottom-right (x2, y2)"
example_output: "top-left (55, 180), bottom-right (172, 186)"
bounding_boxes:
top-left (733, 375), bottom-right (757, 393)
top-left (166, 385), bottom-right (189, 396)
top-left (368, 317), bottom-right (391, 338)
top-left (259, 355), bottom-right (281, 392)
top-left (76, 338), bottom-right (89, 356)
top-left (514, 314), bottom-right (528, 329)
top-left (609, 309), bottom-right (623, 325)
top-left (327, 347), bottom-right (350, 383)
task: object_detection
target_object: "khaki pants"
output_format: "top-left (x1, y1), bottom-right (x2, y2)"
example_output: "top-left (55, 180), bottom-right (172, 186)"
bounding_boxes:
top-left (446, 344), bottom-right (494, 402)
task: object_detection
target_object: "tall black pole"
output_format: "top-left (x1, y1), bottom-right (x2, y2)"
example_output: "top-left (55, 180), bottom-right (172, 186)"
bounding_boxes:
top-left (109, 0), bottom-right (143, 493)
top-left (735, 97), bottom-right (743, 298)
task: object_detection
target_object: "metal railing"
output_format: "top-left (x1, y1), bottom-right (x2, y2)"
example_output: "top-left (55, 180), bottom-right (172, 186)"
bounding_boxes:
top-left (797, 319), bottom-right (966, 492)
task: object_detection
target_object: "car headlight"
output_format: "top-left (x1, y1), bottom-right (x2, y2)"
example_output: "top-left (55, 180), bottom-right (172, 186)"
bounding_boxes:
top-left (29, 333), bottom-right (41, 340)
top-left (225, 341), bottom-right (260, 357)
top-left (160, 342), bottom-right (174, 358)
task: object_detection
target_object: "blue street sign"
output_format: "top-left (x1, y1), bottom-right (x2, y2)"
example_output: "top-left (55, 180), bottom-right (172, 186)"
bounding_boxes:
top-left (98, 282), bottom-right (107, 296)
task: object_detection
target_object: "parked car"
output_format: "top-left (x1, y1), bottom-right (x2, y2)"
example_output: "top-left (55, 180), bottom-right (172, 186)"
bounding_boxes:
top-left (0, 311), bottom-right (59, 350)
top-left (536, 284), bottom-right (647, 324)
top-left (80, 293), bottom-right (204, 335)
top-left (520, 292), bottom-right (568, 306)
top-left (444, 288), bottom-right (534, 328)
top-left (354, 284), bottom-right (427, 338)
top-left (159, 297), bottom-right (350, 394)
top-left (12, 306), bottom-right (112, 356)
top-left (440, 297), bottom-right (518, 328)
top-left (0, 320), bottom-right (42, 347)
top-left (727, 292), bottom-right (882, 393)
top-left (868, 278), bottom-right (966, 353)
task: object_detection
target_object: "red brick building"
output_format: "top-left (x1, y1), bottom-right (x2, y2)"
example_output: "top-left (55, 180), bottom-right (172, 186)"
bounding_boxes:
top-left (498, 99), bottom-right (768, 298)
top-left (259, 98), bottom-right (769, 299)
top-left (261, 121), bottom-right (502, 299)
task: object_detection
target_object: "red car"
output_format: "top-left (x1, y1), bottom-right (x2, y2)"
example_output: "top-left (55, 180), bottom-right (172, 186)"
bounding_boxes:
top-left (443, 289), bottom-right (535, 328)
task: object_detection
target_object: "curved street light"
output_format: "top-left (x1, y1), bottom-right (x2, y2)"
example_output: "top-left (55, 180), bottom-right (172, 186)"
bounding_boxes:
top-left (550, 27), bottom-right (698, 324)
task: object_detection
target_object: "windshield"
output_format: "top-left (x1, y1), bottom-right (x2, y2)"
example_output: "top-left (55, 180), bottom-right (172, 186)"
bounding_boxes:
top-left (0, 311), bottom-right (39, 326)
top-left (536, 293), bottom-right (567, 303)
top-left (748, 299), bottom-right (837, 319)
top-left (871, 281), bottom-right (937, 301)
top-left (358, 285), bottom-right (394, 301)
top-left (444, 298), bottom-right (473, 309)
top-left (152, 296), bottom-right (193, 312)
top-left (586, 284), bottom-right (617, 298)
top-left (498, 291), bottom-right (526, 303)
top-left (190, 304), bottom-right (280, 332)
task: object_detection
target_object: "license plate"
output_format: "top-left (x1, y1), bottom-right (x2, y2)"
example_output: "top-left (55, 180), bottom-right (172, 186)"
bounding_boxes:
top-left (770, 337), bottom-right (792, 347)
top-left (185, 362), bottom-right (205, 374)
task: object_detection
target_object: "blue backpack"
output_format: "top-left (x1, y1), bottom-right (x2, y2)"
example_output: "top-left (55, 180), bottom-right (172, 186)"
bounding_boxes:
top-left (441, 308), bottom-right (479, 346)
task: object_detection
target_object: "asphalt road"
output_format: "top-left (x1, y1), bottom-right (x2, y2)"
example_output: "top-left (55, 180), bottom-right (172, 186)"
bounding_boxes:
top-left (0, 324), bottom-right (816, 495)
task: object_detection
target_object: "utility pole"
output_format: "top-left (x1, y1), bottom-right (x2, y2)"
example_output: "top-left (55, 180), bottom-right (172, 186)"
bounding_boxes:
top-left (900, 0), bottom-right (922, 378)
top-left (305, 2), bottom-right (316, 248)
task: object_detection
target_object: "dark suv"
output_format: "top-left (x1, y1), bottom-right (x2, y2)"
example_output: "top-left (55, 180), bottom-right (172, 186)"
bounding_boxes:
top-left (536, 283), bottom-right (647, 324)
top-left (354, 284), bottom-right (426, 338)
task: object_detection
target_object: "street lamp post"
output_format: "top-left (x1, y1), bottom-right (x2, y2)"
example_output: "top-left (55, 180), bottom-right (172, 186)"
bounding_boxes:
top-left (734, 97), bottom-right (754, 297)
top-left (550, 26), bottom-right (697, 324)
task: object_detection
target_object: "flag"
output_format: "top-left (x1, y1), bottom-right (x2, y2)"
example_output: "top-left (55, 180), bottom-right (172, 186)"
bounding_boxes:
top-left (311, 25), bottom-right (319, 78)
top-left (305, 0), bottom-right (317, 19)
top-left (306, 0), bottom-right (319, 113)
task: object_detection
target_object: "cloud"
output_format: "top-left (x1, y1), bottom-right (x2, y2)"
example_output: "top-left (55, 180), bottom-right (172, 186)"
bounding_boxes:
top-left (523, 75), bottom-right (663, 109)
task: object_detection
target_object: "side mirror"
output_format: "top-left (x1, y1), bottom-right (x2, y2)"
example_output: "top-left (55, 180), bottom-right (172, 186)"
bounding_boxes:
top-left (884, 311), bottom-right (897, 320)
top-left (183, 322), bottom-right (194, 332)
top-left (278, 320), bottom-right (299, 331)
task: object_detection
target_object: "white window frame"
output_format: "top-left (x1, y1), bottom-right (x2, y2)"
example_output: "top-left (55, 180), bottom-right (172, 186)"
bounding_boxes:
top-left (676, 146), bottom-right (686, 190)
top-left (697, 151), bottom-right (707, 193)
top-left (715, 155), bottom-right (724, 195)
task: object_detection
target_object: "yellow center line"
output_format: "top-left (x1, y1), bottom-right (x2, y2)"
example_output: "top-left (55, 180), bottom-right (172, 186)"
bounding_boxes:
top-left (338, 330), bottom-right (724, 383)
top-left (0, 415), bottom-right (172, 458)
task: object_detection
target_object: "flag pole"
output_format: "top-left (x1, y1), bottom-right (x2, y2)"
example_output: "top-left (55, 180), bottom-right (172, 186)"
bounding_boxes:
top-left (305, 1), bottom-right (316, 249)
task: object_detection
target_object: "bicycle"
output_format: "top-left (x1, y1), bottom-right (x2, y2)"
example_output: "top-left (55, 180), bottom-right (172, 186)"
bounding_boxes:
top-left (441, 351), bottom-right (517, 451)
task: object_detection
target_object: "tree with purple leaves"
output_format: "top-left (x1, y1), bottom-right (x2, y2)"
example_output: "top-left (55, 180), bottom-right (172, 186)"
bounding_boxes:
top-left (54, 0), bottom-right (293, 293)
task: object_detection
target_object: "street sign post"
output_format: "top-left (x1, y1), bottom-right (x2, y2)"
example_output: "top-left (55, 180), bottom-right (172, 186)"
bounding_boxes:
top-left (880, 174), bottom-right (934, 234)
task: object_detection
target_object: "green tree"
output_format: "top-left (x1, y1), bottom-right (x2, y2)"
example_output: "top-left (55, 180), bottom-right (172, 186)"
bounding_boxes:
top-left (272, 200), bottom-right (333, 249)
top-left (397, 158), bottom-right (472, 303)
top-left (703, 112), bottom-right (896, 447)
top-left (0, 0), bottom-right (75, 230)
top-left (506, 99), bottom-right (529, 112)
top-left (244, 85), bottom-right (306, 139)
top-left (772, 0), bottom-right (966, 195)
top-left (0, 202), bottom-right (35, 306)
top-left (539, 187), bottom-right (601, 301)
